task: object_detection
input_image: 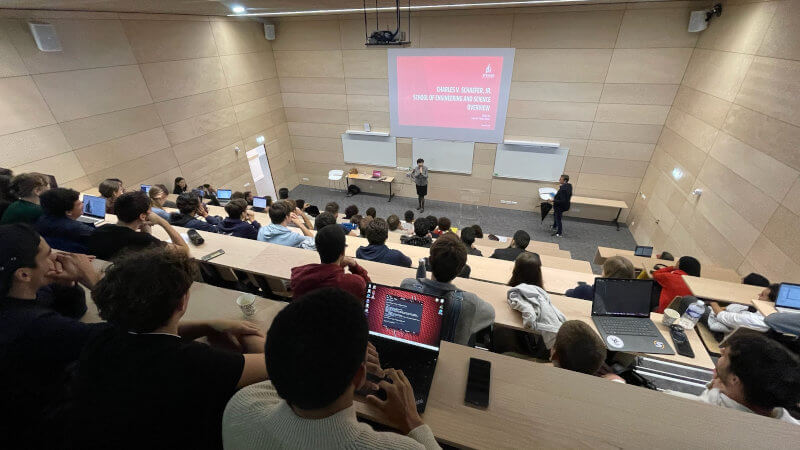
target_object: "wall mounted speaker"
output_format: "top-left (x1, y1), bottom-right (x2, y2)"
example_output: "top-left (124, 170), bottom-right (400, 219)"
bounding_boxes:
top-left (688, 11), bottom-right (709, 32)
top-left (28, 22), bottom-right (62, 52)
top-left (264, 23), bottom-right (275, 40)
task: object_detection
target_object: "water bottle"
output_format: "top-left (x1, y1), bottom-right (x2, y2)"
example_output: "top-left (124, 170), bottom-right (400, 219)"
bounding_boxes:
top-left (678, 300), bottom-right (705, 329)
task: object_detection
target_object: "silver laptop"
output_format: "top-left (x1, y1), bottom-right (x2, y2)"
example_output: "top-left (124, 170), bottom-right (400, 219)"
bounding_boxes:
top-left (591, 278), bottom-right (675, 355)
top-left (78, 195), bottom-right (106, 225)
top-left (216, 189), bottom-right (232, 205)
top-left (775, 283), bottom-right (800, 314)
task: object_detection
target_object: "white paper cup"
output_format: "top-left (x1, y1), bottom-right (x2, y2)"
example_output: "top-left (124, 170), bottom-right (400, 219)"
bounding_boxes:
top-left (662, 308), bottom-right (680, 326)
top-left (236, 294), bottom-right (256, 317)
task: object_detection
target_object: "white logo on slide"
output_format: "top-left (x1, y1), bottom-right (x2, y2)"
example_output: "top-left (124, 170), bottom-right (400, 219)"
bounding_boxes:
top-left (485, 64), bottom-right (492, 73)
top-left (482, 63), bottom-right (495, 79)
top-left (606, 335), bottom-right (624, 349)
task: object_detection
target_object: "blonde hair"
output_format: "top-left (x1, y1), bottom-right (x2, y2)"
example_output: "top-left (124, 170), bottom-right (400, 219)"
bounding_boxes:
top-left (602, 256), bottom-right (635, 279)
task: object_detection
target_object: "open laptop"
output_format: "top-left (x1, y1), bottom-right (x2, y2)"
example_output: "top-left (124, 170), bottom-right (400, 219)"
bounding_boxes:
top-left (775, 283), bottom-right (800, 313)
top-left (591, 278), bottom-right (675, 355)
top-left (216, 189), bottom-right (232, 205)
top-left (364, 283), bottom-right (446, 413)
top-left (252, 196), bottom-right (267, 212)
top-left (371, 170), bottom-right (382, 178)
top-left (634, 245), bottom-right (653, 257)
top-left (140, 184), bottom-right (151, 194)
top-left (78, 195), bottom-right (106, 225)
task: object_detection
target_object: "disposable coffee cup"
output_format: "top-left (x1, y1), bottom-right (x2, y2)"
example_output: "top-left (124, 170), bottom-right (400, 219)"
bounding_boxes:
top-left (662, 308), bottom-right (679, 326)
top-left (236, 294), bottom-right (256, 317)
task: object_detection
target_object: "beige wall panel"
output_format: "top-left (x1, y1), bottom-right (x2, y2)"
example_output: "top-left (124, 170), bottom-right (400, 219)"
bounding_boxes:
top-left (783, 177), bottom-right (800, 216)
top-left (210, 20), bottom-right (270, 55)
top-left (692, 181), bottom-right (761, 255)
top-left (683, 207), bottom-right (745, 269)
top-left (220, 52), bottom-right (277, 87)
top-left (682, 49), bottom-right (753, 101)
top-left (271, 20), bottom-right (341, 50)
top-left (761, 206), bottom-right (800, 266)
top-left (736, 56), bottom-right (800, 128)
top-left (421, 14), bottom-right (512, 47)
top-left (758, 0), bottom-right (800, 60)
top-left (585, 140), bottom-right (655, 161)
top-left (140, 57), bottom-right (226, 102)
top-left (650, 148), bottom-right (696, 193)
top-left (279, 77), bottom-right (346, 94)
top-left (510, 81), bottom-right (603, 102)
top-left (293, 149), bottom-right (344, 165)
top-left (75, 127), bottom-right (170, 174)
top-left (397, 141), bottom-right (412, 159)
top-left (742, 235), bottom-right (800, 283)
top-left (164, 107), bottom-right (237, 145)
top-left (504, 118), bottom-right (592, 139)
top-left (0, 76), bottom-right (56, 135)
top-left (288, 122), bottom-right (346, 138)
top-left (291, 136), bottom-right (342, 153)
top-left (171, 124), bottom-right (241, 164)
top-left (595, 104), bottom-right (670, 125)
top-left (471, 163), bottom-right (494, 180)
top-left (599, 83), bottom-right (678, 105)
top-left (575, 173), bottom-right (642, 193)
top-left (657, 127), bottom-right (707, 173)
top-left (615, 8), bottom-right (698, 48)
top-left (345, 78), bottom-right (388, 96)
top-left (154, 88), bottom-right (232, 124)
top-left (606, 48), bottom-right (693, 84)
top-left (507, 100), bottom-right (597, 121)
top-left (274, 50), bottom-right (343, 78)
top-left (284, 108), bottom-right (348, 125)
top-left (0, 21), bottom-right (27, 77)
top-left (723, 104), bottom-right (800, 171)
top-left (349, 111), bottom-right (390, 129)
top-left (122, 19), bottom-right (217, 63)
top-left (580, 157), bottom-right (648, 178)
top-left (474, 145), bottom-right (496, 165)
top-left (228, 78), bottom-right (281, 105)
top-left (180, 140), bottom-right (245, 180)
top-left (513, 49), bottom-right (612, 82)
top-left (589, 122), bottom-right (663, 144)
top-left (347, 95), bottom-right (389, 112)
top-left (696, 2), bottom-right (777, 54)
top-left (237, 112), bottom-right (286, 140)
top-left (59, 104), bottom-right (162, 149)
top-left (6, 18), bottom-right (135, 74)
top-left (671, 85), bottom-right (730, 129)
top-left (342, 50), bottom-right (388, 79)
top-left (665, 107), bottom-right (718, 152)
top-left (138, 166), bottom-right (184, 192)
top-left (511, 10), bottom-right (622, 49)
top-left (710, 132), bottom-right (797, 201)
top-left (233, 94), bottom-right (283, 122)
top-left (60, 176), bottom-right (94, 193)
top-left (281, 92), bottom-right (347, 110)
top-left (11, 151), bottom-right (85, 183)
top-left (0, 125), bottom-right (70, 168)
top-left (34, 65), bottom-right (152, 122)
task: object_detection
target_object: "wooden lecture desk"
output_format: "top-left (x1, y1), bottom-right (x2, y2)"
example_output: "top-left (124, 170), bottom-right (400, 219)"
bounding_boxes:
top-left (753, 299), bottom-right (778, 317)
top-left (346, 173), bottom-right (395, 201)
top-left (594, 247), bottom-right (742, 283)
top-left (682, 276), bottom-right (764, 307)
top-left (539, 196), bottom-right (628, 230)
top-left (79, 280), bottom-right (798, 449)
top-left (382, 231), bottom-right (572, 259)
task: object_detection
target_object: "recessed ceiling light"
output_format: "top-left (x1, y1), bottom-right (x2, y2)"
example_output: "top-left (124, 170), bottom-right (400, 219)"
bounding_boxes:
top-left (229, 0), bottom-right (587, 16)
top-left (231, 5), bottom-right (246, 14)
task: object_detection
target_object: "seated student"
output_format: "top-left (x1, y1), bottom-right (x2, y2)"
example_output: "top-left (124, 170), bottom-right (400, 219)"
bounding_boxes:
top-left (356, 218), bottom-right (412, 267)
top-left (550, 320), bottom-right (606, 375)
top-left (0, 225), bottom-right (106, 448)
top-left (285, 198), bottom-right (313, 230)
top-left (432, 217), bottom-right (451, 238)
top-left (387, 214), bottom-right (404, 233)
top-left (147, 184), bottom-right (171, 220)
top-left (668, 330), bottom-right (800, 424)
top-left (472, 224), bottom-right (483, 239)
top-left (257, 201), bottom-right (315, 250)
top-left (278, 187), bottom-right (289, 200)
top-left (89, 191), bottom-right (187, 260)
top-left (742, 273), bottom-right (770, 287)
top-left (35, 188), bottom-right (95, 253)
top-left (219, 198), bottom-right (261, 240)
top-left (155, 183), bottom-right (177, 207)
top-left (490, 230), bottom-right (531, 261)
top-left (344, 204), bottom-right (359, 220)
top-left (200, 183), bottom-right (220, 206)
top-left (313, 211), bottom-right (337, 230)
top-left (401, 209), bottom-right (415, 233)
top-left (400, 233), bottom-right (494, 345)
top-left (365, 206), bottom-right (377, 219)
top-left (708, 284), bottom-right (780, 334)
top-left (98, 178), bottom-right (123, 214)
top-left (652, 256), bottom-right (701, 313)
top-left (231, 191), bottom-right (246, 200)
top-left (1, 173), bottom-right (48, 224)
top-left (223, 288), bottom-right (440, 450)
top-left (68, 247), bottom-right (268, 449)
top-left (359, 215), bottom-right (373, 237)
top-left (325, 201), bottom-right (358, 235)
top-left (425, 215), bottom-right (437, 234)
top-left (290, 224), bottom-right (370, 299)
top-left (169, 192), bottom-right (224, 233)
top-left (566, 256), bottom-right (634, 301)
top-left (460, 226), bottom-right (482, 256)
top-left (173, 176), bottom-right (187, 195)
top-left (296, 198), bottom-right (319, 217)
top-left (400, 218), bottom-right (433, 248)
top-left (0, 168), bottom-right (15, 219)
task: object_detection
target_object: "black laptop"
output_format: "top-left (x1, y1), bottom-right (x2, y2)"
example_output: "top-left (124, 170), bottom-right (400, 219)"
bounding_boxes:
top-left (364, 283), bottom-right (446, 413)
top-left (591, 278), bottom-right (674, 355)
top-left (634, 245), bottom-right (653, 257)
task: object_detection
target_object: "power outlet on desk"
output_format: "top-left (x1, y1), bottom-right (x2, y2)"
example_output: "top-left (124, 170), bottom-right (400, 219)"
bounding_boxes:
top-left (500, 200), bottom-right (518, 205)
top-left (302, 177), bottom-right (309, 181)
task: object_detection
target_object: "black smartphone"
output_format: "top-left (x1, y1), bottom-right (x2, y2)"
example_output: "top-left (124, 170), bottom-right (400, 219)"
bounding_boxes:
top-left (670, 325), bottom-right (695, 358)
top-left (201, 249), bottom-right (225, 262)
top-left (464, 357), bottom-right (490, 408)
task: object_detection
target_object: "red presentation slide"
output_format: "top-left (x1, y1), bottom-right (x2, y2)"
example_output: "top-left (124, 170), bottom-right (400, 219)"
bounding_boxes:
top-left (396, 55), bottom-right (505, 130)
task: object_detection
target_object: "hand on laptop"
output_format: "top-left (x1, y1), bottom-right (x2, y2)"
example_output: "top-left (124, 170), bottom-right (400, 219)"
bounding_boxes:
top-left (366, 369), bottom-right (424, 435)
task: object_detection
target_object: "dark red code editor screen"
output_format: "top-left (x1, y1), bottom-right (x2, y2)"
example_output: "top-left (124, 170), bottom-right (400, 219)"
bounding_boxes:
top-left (365, 285), bottom-right (444, 347)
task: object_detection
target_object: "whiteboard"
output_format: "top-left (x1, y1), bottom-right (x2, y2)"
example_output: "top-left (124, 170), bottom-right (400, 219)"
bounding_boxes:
top-left (246, 144), bottom-right (277, 200)
top-left (493, 144), bottom-right (569, 182)
top-left (412, 138), bottom-right (474, 174)
top-left (341, 133), bottom-right (397, 167)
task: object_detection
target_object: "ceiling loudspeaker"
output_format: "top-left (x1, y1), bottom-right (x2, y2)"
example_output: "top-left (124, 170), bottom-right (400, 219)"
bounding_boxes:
top-left (688, 3), bottom-right (723, 33)
top-left (263, 23), bottom-right (275, 41)
top-left (28, 22), bottom-right (62, 52)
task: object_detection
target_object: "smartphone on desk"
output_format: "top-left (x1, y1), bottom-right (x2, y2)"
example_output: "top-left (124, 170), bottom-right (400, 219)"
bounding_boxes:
top-left (465, 357), bottom-right (491, 408)
top-left (201, 249), bottom-right (225, 262)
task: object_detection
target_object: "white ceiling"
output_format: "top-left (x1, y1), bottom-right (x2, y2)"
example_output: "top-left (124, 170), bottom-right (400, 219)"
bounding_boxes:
top-left (0, 0), bottom-right (664, 17)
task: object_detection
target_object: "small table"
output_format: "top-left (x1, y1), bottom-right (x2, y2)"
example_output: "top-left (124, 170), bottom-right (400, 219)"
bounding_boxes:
top-left (346, 173), bottom-right (395, 202)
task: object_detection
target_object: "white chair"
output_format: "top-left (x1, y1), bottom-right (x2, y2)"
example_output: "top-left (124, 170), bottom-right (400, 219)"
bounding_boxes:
top-left (328, 169), bottom-right (344, 191)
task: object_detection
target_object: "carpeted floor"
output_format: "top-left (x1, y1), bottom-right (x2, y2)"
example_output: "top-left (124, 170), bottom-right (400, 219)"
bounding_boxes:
top-left (289, 185), bottom-right (637, 274)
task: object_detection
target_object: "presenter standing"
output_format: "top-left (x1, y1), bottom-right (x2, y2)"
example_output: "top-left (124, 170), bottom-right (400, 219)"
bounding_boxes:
top-left (408, 158), bottom-right (428, 213)
top-left (548, 174), bottom-right (572, 237)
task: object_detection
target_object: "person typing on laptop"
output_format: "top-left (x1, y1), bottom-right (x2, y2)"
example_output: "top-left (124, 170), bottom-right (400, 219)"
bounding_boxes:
top-left (222, 288), bottom-right (441, 449)
top-left (35, 188), bottom-right (95, 253)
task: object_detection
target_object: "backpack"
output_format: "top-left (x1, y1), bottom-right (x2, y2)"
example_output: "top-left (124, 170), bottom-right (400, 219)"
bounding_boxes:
top-left (346, 184), bottom-right (361, 197)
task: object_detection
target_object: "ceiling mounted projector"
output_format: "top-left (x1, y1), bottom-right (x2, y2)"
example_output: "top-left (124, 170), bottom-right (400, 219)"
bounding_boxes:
top-left (364, 0), bottom-right (410, 46)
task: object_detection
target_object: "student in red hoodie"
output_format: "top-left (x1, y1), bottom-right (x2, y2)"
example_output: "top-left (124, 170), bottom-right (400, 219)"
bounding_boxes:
top-left (289, 224), bottom-right (371, 300)
top-left (652, 256), bottom-right (701, 313)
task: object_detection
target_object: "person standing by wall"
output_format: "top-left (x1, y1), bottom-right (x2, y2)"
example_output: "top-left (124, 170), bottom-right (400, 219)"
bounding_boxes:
top-left (549, 174), bottom-right (572, 237)
top-left (407, 158), bottom-right (429, 213)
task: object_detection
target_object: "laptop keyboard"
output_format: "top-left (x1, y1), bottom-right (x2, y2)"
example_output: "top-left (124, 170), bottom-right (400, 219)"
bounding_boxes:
top-left (596, 318), bottom-right (656, 336)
